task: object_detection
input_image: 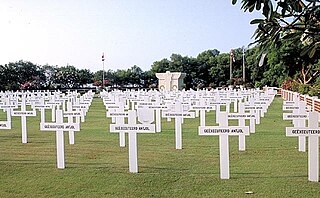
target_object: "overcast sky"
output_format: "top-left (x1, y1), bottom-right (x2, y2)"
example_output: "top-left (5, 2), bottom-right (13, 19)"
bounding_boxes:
top-left (0, 0), bottom-right (262, 72)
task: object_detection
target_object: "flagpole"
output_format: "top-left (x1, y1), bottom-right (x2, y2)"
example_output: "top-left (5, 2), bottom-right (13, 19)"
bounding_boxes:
top-left (229, 49), bottom-right (234, 83)
top-left (102, 52), bottom-right (105, 90)
top-left (242, 47), bottom-right (245, 83)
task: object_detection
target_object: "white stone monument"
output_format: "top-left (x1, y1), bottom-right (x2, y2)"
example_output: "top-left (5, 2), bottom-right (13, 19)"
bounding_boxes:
top-left (156, 71), bottom-right (186, 91)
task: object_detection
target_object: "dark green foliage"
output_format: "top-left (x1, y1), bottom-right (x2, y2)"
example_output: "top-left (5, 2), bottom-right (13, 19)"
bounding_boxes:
top-left (232, 0), bottom-right (320, 59)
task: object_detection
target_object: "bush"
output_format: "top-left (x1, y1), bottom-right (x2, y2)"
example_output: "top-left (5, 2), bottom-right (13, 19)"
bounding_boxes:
top-left (298, 84), bottom-right (310, 95)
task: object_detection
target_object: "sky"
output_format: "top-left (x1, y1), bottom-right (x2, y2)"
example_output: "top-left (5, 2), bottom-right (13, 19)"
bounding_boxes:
top-left (0, 0), bottom-right (262, 72)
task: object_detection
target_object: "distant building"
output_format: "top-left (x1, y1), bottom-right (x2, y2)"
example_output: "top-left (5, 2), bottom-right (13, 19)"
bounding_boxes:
top-left (156, 71), bottom-right (186, 91)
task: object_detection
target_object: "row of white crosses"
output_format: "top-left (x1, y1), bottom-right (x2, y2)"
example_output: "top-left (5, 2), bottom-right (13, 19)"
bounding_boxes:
top-left (199, 88), bottom-right (276, 179)
top-left (0, 92), bottom-right (37, 143)
top-left (0, 94), bottom-right (16, 130)
top-left (102, 88), bottom-right (277, 177)
top-left (39, 91), bottom-right (94, 169)
top-left (282, 93), bottom-right (320, 182)
top-left (0, 90), bottom-right (94, 169)
top-left (101, 90), bottom-right (156, 173)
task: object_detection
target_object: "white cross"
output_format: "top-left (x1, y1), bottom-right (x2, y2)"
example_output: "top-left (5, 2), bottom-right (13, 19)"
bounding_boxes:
top-left (11, 95), bottom-right (36, 143)
top-left (162, 102), bottom-right (195, 149)
top-left (40, 109), bottom-right (80, 169)
top-left (286, 112), bottom-right (320, 182)
top-left (199, 112), bottom-right (249, 179)
top-left (110, 110), bottom-right (156, 173)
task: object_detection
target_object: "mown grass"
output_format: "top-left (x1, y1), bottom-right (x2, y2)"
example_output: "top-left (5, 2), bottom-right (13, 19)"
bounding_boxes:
top-left (0, 96), bottom-right (319, 197)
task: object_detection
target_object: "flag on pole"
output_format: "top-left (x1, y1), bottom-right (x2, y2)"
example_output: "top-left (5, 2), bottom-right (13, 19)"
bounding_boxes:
top-left (102, 52), bottom-right (105, 62)
top-left (230, 49), bottom-right (235, 62)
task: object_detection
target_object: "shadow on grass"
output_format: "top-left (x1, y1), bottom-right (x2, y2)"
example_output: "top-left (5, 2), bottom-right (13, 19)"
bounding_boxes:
top-left (231, 172), bottom-right (307, 179)
top-left (0, 135), bottom-right (22, 139)
top-left (0, 159), bottom-right (54, 166)
top-left (137, 166), bottom-right (213, 174)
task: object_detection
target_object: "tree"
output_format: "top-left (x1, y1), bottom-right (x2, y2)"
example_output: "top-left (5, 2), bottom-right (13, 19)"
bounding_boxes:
top-left (41, 64), bottom-right (58, 89)
top-left (244, 47), bottom-right (264, 86)
top-left (196, 49), bottom-right (220, 88)
top-left (151, 58), bottom-right (171, 74)
top-left (141, 70), bottom-right (157, 88)
top-left (52, 65), bottom-right (80, 88)
top-left (0, 65), bottom-right (6, 90)
top-left (233, 0), bottom-right (320, 90)
top-left (210, 53), bottom-right (230, 87)
top-left (92, 69), bottom-right (117, 86)
top-left (128, 65), bottom-right (143, 87)
top-left (0, 60), bottom-right (45, 90)
top-left (232, 0), bottom-right (320, 58)
top-left (78, 69), bottom-right (93, 87)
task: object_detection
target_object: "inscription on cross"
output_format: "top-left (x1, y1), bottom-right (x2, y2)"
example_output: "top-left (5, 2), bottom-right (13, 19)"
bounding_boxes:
top-left (199, 112), bottom-right (249, 179)
top-left (286, 112), bottom-right (320, 182)
top-left (110, 110), bottom-right (156, 173)
top-left (40, 109), bottom-right (80, 169)
top-left (11, 95), bottom-right (36, 143)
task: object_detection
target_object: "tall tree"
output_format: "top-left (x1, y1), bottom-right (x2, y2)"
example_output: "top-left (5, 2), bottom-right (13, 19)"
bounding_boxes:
top-left (128, 65), bottom-right (143, 87)
top-left (52, 65), bottom-right (80, 88)
top-left (210, 53), bottom-right (230, 87)
top-left (150, 58), bottom-right (171, 74)
top-left (232, 0), bottom-right (320, 58)
top-left (78, 69), bottom-right (93, 87)
top-left (233, 0), bottom-right (320, 88)
top-left (196, 49), bottom-right (220, 88)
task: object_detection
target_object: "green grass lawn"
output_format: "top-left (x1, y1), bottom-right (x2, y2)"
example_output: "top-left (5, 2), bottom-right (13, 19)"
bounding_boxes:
top-left (0, 96), bottom-right (319, 197)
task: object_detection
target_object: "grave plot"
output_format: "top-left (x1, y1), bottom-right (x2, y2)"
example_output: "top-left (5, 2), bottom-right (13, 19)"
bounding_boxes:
top-left (189, 97), bottom-right (214, 126)
top-left (33, 97), bottom-right (52, 124)
top-left (0, 97), bottom-right (17, 130)
top-left (106, 101), bottom-right (128, 147)
top-left (110, 109), bottom-right (156, 173)
top-left (199, 112), bottom-right (250, 179)
top-left (286, 112), bottom-right (320, 182)
top-left (40, 108), bottom-right (80, 169)
top-left (162, 101), bottom-right (195, 149)
top-left (227, 102), bottom-right (256, 151)
top-left (136, 101), bottom-right (168, 132)
top-left (283, 100), bottom-right (308, 152)
top-left (11, 94), bottom-right (37, 143)
top-left (64, 101), bottom-right (82, 144)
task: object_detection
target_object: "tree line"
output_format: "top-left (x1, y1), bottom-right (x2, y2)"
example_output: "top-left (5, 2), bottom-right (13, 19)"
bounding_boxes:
top-left (0, 42), bottom-right (319, 92)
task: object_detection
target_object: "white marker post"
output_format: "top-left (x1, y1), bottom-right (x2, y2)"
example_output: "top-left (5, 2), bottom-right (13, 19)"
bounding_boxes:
top-left (47, 95), bottom-right (61, 122)
top-left (110, 110), bottom-right (155, 173)
top-left (283, 101), bottom-right (307, 152)
top-left (228, 103), bottom-right (255, 151)
top-left (199, 112), bottom-right (249, 179)
top-left (286, 112), bottom-right (319, 182)
top-left (136, 102), bottom-right (167, 133)
top-left (244, 105), bottom-right (263, 130)
top-left (64, 101), bottom-right (82, 145)
top-left (72, 104), bottom-right (87, 122)
top-left (12, 95), bottom-right (36, 143)
top-left (210, 101), bottom-right (227, 124)
top-left (0, 100), bottom-right (13, 129)
top-left (191, 104), bottom-right (214, 126)
top-left (40, 109), bottom-right (80, 169)
top-left (34, 98), bottom-right (52, 124)
top-left (162, 102), bottom-right (195, 149)
top-left (0, 101), bottom-right (16, 129)
top-left (106, 104), bottom-right (128, 147)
